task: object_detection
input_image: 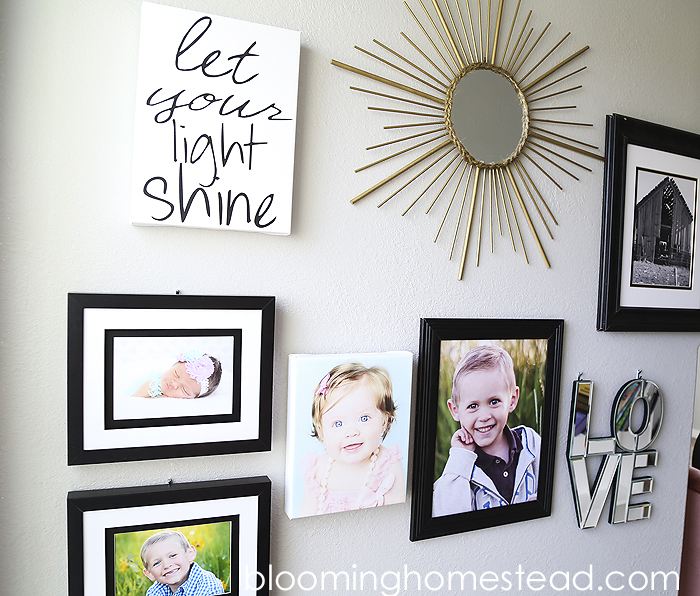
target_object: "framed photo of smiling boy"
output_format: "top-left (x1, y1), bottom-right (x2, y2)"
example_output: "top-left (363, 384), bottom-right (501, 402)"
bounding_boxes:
top-left (410, 319), bottom-right (563, 541)
top-left (284, 351), bottom-right (413, 519)
top-left (67, 476), bottom-right (271, 596)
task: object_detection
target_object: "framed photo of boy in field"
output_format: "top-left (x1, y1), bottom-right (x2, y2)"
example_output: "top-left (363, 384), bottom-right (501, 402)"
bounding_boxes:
top-left (67, 477), bottom-right (271, 596)
top-left (67, 293), bottom-right (275, 465)
top-left (410, 318), bottom-right (563, 541)
top-left (598, 113), bottom-right (700, 331)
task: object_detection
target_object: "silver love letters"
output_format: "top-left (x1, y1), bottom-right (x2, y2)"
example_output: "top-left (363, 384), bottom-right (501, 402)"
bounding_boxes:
top-left (567, 376), bottom-right (663, 529)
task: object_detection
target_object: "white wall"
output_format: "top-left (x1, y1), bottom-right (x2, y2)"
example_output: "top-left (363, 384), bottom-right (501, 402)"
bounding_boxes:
top-left (1, 0), bottom-right (699, 594)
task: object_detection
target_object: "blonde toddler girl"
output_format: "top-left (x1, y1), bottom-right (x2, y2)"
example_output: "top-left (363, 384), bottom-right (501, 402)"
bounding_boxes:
top-left (299, 362), bottom-right (405, 516)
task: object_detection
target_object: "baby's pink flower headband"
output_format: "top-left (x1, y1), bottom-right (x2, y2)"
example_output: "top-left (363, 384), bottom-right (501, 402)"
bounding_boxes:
top-left (178, 351), bottom-right (215, 395)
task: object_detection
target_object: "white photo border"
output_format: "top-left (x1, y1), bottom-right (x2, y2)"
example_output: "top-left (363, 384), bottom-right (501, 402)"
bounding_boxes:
top-left (619, 144), bottom-right (700, 309)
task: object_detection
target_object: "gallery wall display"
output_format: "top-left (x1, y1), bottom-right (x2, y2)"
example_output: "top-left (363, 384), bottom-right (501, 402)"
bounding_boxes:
top-left (410, 318), bottom-right (563, 541)
top-left (67, 293), bottom-right (275, 465)
top-left (332, 0), bottom-right (602, 279)
top-left (67, 477), bottom-right (271, 596)
top-left (598, 114), bottom-right (700, 331)
top-left (284, 351), bottom-right (413, 518)
top-left (130, 2), bottom-right (301, 235)
top-left (567, 373), bottom-right (662, 528)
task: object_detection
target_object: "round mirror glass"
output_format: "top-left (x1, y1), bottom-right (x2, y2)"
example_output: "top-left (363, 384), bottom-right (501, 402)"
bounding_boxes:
top-left (450, 68), bottom-right (525, 165)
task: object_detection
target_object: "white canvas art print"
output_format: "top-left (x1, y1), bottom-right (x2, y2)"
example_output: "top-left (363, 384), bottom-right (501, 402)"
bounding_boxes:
top-left (130, 3), bottom-right (300, 234)
top-left (285, 352), bottom-right (413, 519)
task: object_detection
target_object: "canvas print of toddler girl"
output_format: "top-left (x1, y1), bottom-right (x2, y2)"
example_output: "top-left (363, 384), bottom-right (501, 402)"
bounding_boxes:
top-left (285, 351), bottom-right (412, 518)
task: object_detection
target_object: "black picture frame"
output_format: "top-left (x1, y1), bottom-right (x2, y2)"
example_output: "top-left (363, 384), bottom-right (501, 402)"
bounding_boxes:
top-left (410, 318), bottom-right (563, 541)
top-left (597, 113), bottom-right (700, 331)
top-left (68, 293), bottom-right (275, 464)
top-left (67, 477), bottom-right (271, 596)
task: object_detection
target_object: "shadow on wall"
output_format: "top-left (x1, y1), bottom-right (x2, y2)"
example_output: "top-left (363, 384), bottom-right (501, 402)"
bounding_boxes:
top-left (678, 347), bottom-right (700, 596)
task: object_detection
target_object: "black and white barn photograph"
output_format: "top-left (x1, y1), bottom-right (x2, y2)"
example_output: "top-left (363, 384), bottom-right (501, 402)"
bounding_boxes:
top-left (631, 169), bottom-right (698, 288)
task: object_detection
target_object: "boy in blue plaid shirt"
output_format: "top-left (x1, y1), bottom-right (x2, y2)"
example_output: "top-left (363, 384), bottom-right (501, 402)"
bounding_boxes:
top-left (141, 530), bottom-right (225, 595)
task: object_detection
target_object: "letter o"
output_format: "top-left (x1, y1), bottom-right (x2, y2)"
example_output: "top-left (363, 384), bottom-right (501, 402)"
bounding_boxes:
top-left (628, 571), bottom-right (648, 591)
top-left (425, 571), bottom-right (444, 591)
top-left (612, 379), bottom-right (663, 452)
top-left (275, 571), bottom-right (295, 591)
top-left (297, 571), bottom-right (317, 591)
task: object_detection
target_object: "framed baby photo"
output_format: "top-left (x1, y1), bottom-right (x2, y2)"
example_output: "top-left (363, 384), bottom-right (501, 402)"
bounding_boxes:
top-left (67, 293), bottom-right (275, 465)
top-left (284, 351), bottom-right (413, 519)
top-left (67, 476), bottom-right (271, 596)
top-left (597, 113), bottom-right (700, 331)
top-left (409, 318), bottom-right (563, 541)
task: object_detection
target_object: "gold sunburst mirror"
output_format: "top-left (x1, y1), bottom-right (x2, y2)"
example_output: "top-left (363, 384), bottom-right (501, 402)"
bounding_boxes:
top-left (332, 0), bottom-right (603, 279)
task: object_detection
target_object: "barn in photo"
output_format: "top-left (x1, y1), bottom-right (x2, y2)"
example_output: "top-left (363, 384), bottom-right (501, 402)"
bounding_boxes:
top-left (634, 176), bottom-right (694, 268)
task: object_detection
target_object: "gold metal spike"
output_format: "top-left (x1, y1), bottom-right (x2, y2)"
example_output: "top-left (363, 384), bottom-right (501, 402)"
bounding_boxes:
top-left (524, 144), bottom-right (580, 180)
top-left (527, 139), bottom-right (593, 172)
top-left (350, 140), bottom-right (453, 204)
top-left (515, 158), bottom-right (558, 225)
top-left (436, 163), bottom-right (470, 241)
top-left (366, 127), bottom-right (446, 150)
top-left (331, 60), bottom-right (445, 104)
top-left (518, 33), bottom-right (571, 85)
top-left (440, 0), bottom-right (471, 64)
top-left (499, 0), bottom-right (522, 67)
top-left (355, 45), bottom-right (448, 94)
top-left (431, 0), bottom-right (466, 68)
top-left (427, 158), bottom-right (463, 213)
top-left (528, 85), bottom-right (582, 103)
top-left (530, 125), bottom-right (597, 149)
top-left (417, 0), bottom-right (461, 70)
top-left (451, 168), bottom-right (476, 259)
top-left (403, 153), bottom-right (462, 215)
top-left (372, 40), bottom-right (449, 88)
top-left (404, 2), bottom-right (457, 76)
top-left (491, 0), bottom-right (505, 64)
top-left (521, 46), bottom-right (590, 92)
top-left (453, 0), bottom-right (476, 62)
top-left (477, 169), bottom-right (487, 266)
top-left (376, 146), bottom-right (455, 206)
top-left (496, 165), bottom-right (516, 250)
top-left (369, 106), bottom-right (446, 117)
top-left (463, 0), bottom-right (479, 63)
top-left (513, 159), bottom-right (553, 238)
top-left (513, 23), bottom-right (551, 77)
top-left (400, 32), bottom-right (452, 82)
top-left (505, 11), bottom-right (532, 71)
top-left (458, 167), bottom-right (481, 279)
top-left (499, 168), bottom-right (528, 262)
top-left (530, 131), bottom-right (603, 161)
top-left (356, 132), bottom-right (449, 172)
top-left (525, 65), bottom-right (586, 98)
top-left (351, 87), bottom-right (444, 112)
top-left (506, 165), bottom-right (550, 267)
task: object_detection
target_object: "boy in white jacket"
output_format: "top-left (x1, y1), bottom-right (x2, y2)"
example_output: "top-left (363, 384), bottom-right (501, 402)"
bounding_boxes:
top-left (433, 345), bottom-right (540, 516)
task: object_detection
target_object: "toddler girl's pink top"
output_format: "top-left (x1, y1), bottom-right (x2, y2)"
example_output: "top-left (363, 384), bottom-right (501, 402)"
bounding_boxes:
top-left (301, 444), bottom-right (403, 513)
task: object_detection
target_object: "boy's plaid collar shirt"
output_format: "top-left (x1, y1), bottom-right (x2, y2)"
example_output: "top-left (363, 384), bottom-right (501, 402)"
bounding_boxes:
top-left (146, 562), bottom-right (225, 596)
